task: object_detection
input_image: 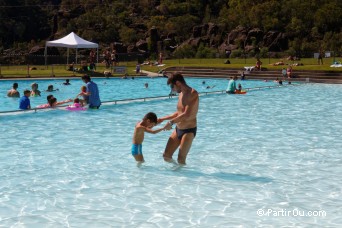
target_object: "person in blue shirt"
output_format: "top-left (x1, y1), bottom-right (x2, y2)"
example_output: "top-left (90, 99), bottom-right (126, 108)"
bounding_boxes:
top-left (80, 75), bottom-right (101, 109)
top-left (226, 76), bottom-right (237, 94)
top-left (19, 90), bottom-right (31, 110)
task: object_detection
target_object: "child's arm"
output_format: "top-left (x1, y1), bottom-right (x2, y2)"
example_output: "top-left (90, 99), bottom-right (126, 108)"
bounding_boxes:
top-left (143, 124), bottom-right (169, 134)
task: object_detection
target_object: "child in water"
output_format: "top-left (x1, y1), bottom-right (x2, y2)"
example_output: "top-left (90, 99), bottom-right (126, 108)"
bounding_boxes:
top-left (132, 112), bottom-right (171, 164)
top-left (77, 85), bottom-right (88, 106)
top-left (71, 98), bottom-right (81, 108)
top-left (46, 84), bottom-right (59, 92)
top-left (30, 83), bottom-right (41, 97)
top-left (66, 98), bottom-right (86, 111)
top-left (236, 83), bottom-right (242, 92)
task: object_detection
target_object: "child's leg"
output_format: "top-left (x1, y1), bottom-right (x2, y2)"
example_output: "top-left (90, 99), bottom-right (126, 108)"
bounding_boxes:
top-left (134, 154), bottom-right (145, 163)
top-left (79, 99), bottom-right (85, 107)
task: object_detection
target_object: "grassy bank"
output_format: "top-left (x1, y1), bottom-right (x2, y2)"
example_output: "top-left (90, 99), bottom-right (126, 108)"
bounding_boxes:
top-left (0, 57), bottom-right (341, 79)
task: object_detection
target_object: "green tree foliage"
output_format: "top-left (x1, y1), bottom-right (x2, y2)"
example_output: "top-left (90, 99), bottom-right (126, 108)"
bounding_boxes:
top-left (0, 0), bottom-right (51, 48)
top-left (195, 43), bottom-right (216, 58)
top-left (0, 0), bottom-right (342, 56)
top-left (173, 44), bottom-right (196, 58)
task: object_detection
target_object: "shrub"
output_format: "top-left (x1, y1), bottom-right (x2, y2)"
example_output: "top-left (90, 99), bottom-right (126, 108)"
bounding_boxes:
top-left (173, 44), bottom-right (196, 58)
top-left (230, 49), bottom-right (243, 58)
top-left (195, 44), bottom-right (216, 58)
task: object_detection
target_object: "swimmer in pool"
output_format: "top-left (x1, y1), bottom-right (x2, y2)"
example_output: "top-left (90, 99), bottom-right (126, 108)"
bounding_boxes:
top-left (46, 84), bottom-right (59, 92)
top-left (76, 85), bottom-right (88, 106)
top-left (30, 83), bottom-right (41, 97)
top-left (36, 95), bottom-right (72, 108)
top-left (132, 112), bottom-right (171, 164)
top-left (68, 98), bottom-right (82, 108)
top-left (7, 83), bottom-right (20, 97)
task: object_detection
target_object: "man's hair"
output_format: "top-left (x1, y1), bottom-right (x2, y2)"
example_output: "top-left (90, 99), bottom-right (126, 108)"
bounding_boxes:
top-left (167, 73), bottom-right (186, 85)
top-left (143, 112), bottom-right (158, 123)
top-left (47, 95), bottom-right (54, 101)
top-left (81, 75), bottom-right (91, 81)
top-left (23, 89), bottom-right (30, 95)
top-left (13, 83), bottom-right (18, 89)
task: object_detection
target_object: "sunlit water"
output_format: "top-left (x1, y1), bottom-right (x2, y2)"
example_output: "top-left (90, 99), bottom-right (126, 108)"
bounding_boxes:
top-left (0, 78), bottom-right (341, 227)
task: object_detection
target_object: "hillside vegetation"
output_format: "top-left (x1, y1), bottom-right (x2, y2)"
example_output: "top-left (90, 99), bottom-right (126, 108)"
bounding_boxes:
top-left (1, 0), bottom-right (342, 58)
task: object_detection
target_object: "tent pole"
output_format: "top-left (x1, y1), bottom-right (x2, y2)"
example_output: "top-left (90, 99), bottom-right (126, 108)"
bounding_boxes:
top-left (76, 49), bottom-right (78, 65)
top-left (67, 48), bottom-right (69, 65)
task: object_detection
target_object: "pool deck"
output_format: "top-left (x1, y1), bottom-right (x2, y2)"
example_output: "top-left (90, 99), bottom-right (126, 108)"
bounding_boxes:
top-left (162, 67), bottom-right (342, 84)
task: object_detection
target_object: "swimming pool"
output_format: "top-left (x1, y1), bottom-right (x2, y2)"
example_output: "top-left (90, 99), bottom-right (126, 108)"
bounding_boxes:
top-left (1, 77), bottom-right (277, 112)
top-left (0, 78), bottom-right (341, 227)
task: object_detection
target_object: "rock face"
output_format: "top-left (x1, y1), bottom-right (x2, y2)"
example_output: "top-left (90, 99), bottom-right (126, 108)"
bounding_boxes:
top-left (8, 22), bottom-right (288, 58)
top-left (224, 26), bottom-right (288, 52)
top-left (136, 39), bottom-right (148, 52)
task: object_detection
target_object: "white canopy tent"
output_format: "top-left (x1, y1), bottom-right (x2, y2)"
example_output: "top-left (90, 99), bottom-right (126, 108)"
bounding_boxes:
top-left (45, 32), bottom-right (98, 65)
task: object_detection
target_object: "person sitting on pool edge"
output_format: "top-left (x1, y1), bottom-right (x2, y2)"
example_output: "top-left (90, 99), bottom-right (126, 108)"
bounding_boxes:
top-left (226, 76), bottom-right (237, 94)
top-left (132, 112), bottom-right (171, 164)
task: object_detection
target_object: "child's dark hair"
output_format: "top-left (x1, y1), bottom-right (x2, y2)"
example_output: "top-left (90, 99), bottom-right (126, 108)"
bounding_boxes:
top-left (48, 97), bottom-right (57, 106)
top-left (74, 98), bottom-right (80, 103)
top-left (143, 112), bottom-right (158, 123)
top-left (47, 95), bottom-right (53, 101)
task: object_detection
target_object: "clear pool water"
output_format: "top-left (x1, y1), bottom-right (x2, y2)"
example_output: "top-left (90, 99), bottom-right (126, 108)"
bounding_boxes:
top-left (0, 79), bottom-right (341, 227)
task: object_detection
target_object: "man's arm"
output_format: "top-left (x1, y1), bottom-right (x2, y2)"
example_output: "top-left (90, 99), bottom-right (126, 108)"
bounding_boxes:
top-left (157, 111), bottom-right (178, 124)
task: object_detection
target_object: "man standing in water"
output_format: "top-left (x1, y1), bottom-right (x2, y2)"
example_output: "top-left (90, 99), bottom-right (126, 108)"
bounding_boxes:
top-left (158, 73), bottom-right (199, 165)
top-left (81, 75), bottom-right (101, 109)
